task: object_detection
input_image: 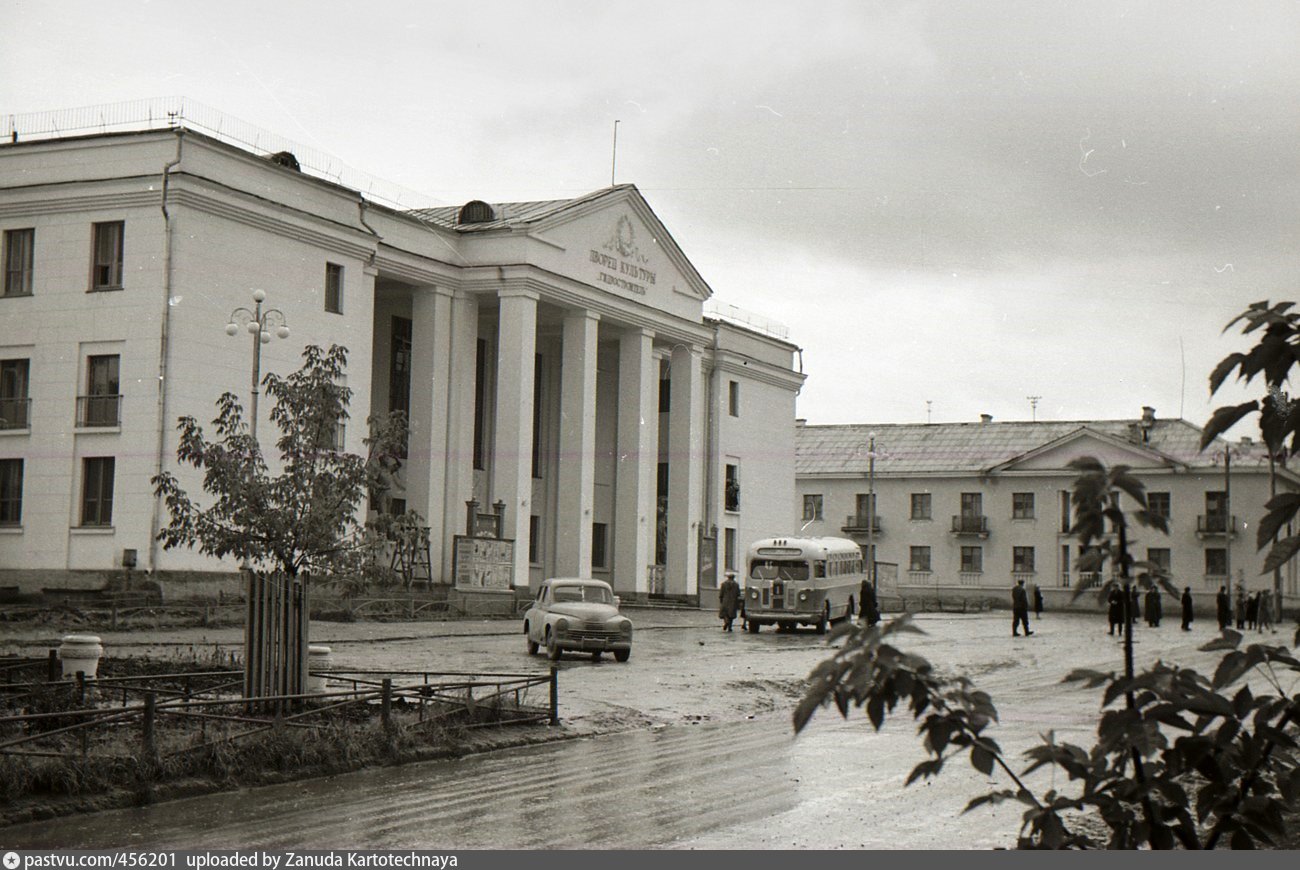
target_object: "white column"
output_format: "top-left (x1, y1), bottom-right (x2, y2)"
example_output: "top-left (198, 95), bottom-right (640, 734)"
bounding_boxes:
top-left (439, 290), bottom-right (478, 582)
top-left (667, 343), bottom-right (703, 595)
top-left (615, 327), bottom-right (657, 595)
top-left (492, 289), bottom-right (537, 589)
top-left (555, 310), bottom-right (600, 576)
top-left (407, 286), bottom-right (452, 566)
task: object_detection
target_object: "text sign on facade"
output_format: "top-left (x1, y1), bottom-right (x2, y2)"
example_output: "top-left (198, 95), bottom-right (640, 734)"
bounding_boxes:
top-left (453, 535), bottom-right (515, 591)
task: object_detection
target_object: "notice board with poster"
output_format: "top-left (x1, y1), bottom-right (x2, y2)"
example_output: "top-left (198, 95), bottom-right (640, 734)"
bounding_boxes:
top-left (452, 535), bottom-right (515, 591)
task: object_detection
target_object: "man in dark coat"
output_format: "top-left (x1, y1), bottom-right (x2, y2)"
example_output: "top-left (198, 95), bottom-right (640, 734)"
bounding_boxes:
top-left (1216, 585), bottom-right (1231, 631)
top-left (1181, 587), bottom-right (1194, 631)
top-left (1129, 585), bottom-right (1140, 625)
top-left (718, 571), bottom-right (741, 632)
top-left (1011, 579), bottom-right (1032, 637)
top-left (1032, 584), bottom-right (1044, 618)
top-left (1235, 584), bottom-right (1247, 630)
top-left (1107, 588), bottom-right (1124, 635)
top-left (1144, 586), bottom-right (1162, 628)
top-left (859, 578), bottom-right (880, 627)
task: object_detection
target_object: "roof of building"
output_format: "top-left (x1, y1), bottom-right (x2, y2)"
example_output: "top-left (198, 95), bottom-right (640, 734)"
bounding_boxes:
top-left (407, 185), bottom-right (630, 232)
top-left (795, 417), bottom-right (1274, 476)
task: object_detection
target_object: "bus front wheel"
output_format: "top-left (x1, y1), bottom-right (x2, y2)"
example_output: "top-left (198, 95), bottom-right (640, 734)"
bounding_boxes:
top-left (815, 603), bottom-right (829, 635)
top-left (747, 620), bottom-right (761, 633)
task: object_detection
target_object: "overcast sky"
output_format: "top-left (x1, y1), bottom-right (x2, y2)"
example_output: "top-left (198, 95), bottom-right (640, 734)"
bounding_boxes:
top-left (3, 1), bottom-right (1297, 434)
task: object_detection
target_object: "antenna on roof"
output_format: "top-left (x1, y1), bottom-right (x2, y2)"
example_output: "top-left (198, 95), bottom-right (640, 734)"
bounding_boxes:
top-left (1028, 395), bottom-right (1041, 422)
top-left (611, 119), bottom-right (620, 187)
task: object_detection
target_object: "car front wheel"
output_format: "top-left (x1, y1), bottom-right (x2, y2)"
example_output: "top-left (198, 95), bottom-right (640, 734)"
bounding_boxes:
top-left (546, 630), bottom-right (563, 661)
top-left (526, 635), bottom-right (539, 655)
top-left (614, 649), bottom-right (630, 662)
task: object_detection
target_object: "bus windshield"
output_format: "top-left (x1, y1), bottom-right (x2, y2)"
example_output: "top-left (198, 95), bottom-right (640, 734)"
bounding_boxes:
top-left (749, 559), bottom-right (810, 582)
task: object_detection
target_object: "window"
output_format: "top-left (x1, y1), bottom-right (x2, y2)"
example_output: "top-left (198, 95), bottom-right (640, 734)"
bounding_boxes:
top-left (1060, 490), bottom-right (1072, 533)
top-left (855, 493), bottom-right (876, 524)
top-left (0, 358), bottom-right (30, 429)
top-left (325, 263), bottom-right (343, 314)
top-left (1205, 491), bottom-right (1226, 517)
top-left (388, 317), bottom-right (412, 415)
top-left (90, 222), bottom-right (124, 290)
top-left (529, 515), bottom-right (541, 564)
top-left (909, 546), bottom-right (931, 572)
top-left (591, 522), bottom-right (608, 569)
top-left (960, 492), bottom-right (982, 516)
top-left (725, 463), bottom-right (739, 512)
top-left (80, 355), bottom-right (121, 427)
top-left (1013, 546), bottom-right (1035, 573)
top-left (0, 458), bottom-right (21, 525)
top-left (658, 377), bottom-right (670, 413)
top-left (472, 338), bottom-right (487, 470)
top-left (3, 228), bottom-right (34, 297)
top-left (80, 457), bottom-right (115, 527)
top-left (1147, 492), bottom-right (1170, 521)
top-left (1205, 548), bottom-right (1227, 577)
top-left (961, 546), bottom-right (983, 573)
top-left (802, 494), bottom-right (823, 521)
top-left (910, 493), bottom-right (931, 520)
top-left (1012, 492), bottom-right (1035, 519)
top-left (728, 380), bottom-right (740, 417)
top-left (1147, 548), bottom-right (1171, 575)
top-left (724, 527), bottom-right (737, 571)
top-left (532, 354), bottom-right (544, 479)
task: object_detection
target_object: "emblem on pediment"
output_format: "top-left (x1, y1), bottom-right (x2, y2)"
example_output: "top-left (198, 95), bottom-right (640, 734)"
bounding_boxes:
top-left (603, 214), bottom-right (649, 264)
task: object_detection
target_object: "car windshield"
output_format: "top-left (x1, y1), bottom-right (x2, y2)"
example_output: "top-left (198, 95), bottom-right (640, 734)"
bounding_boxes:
top-left (748, 560), bottom-right (809, 582)
top-left (552, 584), bottom-right (613, 604)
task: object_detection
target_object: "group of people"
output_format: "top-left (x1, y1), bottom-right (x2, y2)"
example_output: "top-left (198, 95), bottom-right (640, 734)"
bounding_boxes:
top-left (1215, 584), bottom-right (1278, 633)
top-left (713, 571), bottom-right (884, 632)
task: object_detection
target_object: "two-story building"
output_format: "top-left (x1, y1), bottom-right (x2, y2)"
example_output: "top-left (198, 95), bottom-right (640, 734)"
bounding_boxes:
top-left (795, 408), bottom-right (1299, 613)
top-left (0, 105), bottom-right (804, 603)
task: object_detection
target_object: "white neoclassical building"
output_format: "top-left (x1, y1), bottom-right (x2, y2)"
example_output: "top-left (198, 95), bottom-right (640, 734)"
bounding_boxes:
top-left (0, 110), bottom-right (804, 603)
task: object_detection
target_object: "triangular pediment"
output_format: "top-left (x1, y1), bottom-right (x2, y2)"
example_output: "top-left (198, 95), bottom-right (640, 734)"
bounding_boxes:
top-left (522, 185), bottom-right (712, 315)
top-left (992, 427), bottom-right (1186, 473)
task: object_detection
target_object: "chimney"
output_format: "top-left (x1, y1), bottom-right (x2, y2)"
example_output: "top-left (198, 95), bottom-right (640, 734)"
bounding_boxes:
top-left (980, 414), bottom-right (993, 424)
top-left (795, 418), bottom-right (806, 428)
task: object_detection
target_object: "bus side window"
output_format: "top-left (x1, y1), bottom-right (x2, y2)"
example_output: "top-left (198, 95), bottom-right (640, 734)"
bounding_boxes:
top-left (815, 561), bottom-right (826, 578)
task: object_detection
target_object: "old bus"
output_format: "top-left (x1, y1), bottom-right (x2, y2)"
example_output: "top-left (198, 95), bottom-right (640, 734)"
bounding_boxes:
top-left (743, 536), bottom-right (864, 633)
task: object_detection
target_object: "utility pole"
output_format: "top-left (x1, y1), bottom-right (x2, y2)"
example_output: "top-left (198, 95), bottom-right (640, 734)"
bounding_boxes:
top-left (1028, 395), bottom-right (1041, 422)
top-left (866, 432), bottom-right (878, 592)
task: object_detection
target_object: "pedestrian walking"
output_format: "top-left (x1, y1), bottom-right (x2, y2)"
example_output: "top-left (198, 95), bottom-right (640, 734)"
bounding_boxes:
top-left (859, 578), bottom-right (880, 627)
top-left (1235, 583), bottom-right (1247, 630)
top-left (1258, 589), bottom-right (1275, 633)
top-left (1144, 586), bottom-right (1162, 628)
top-left (1129, 585), bottom-right (1140, 625)
top-left (1011, 579), bottom-right (1032, 637)
top-left (1181, 587), bottom-right (1194, 630)
top-left (718, 571), bottom-right (741, 633)
top-left (1032, 583), bottom-right (1044, 618)
top-left (1216, 585), bottom-right (1231, 631)
top-left (1107, 587), bottom-right (1124, 635)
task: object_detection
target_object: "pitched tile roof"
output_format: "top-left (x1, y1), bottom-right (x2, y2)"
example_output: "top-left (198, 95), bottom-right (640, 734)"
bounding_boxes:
top-left (795, 419), bottom-right (1271, 476)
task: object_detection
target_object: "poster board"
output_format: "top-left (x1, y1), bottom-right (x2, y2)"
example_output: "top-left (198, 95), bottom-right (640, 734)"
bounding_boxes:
top-left (452, 535), bottom-right (515, 591)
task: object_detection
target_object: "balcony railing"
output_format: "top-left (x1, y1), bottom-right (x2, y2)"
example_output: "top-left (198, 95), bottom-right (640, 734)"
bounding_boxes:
top-left (76, 394), bottom-right (122, 427)
top-left (0, 397), bottom-right (30, 429)
top-left (1196, 514), bottom-right (1238, 538)
top-left (950, 515), bottom-right (989, 537)
top-left (842, 514), bottom-right (882, 534)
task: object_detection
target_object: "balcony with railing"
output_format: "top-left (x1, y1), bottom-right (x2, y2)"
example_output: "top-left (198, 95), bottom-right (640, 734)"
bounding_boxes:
top-left (0, 397), bottom-right (31, 430)
top-left (76, 394), bottom-right (122, 428)
top-left (950, 515), bottom-right (989, 538)
top-left (1195, 514), bottom-right (1238, 539)
top-left (842, 514), bottom-right (882, 535)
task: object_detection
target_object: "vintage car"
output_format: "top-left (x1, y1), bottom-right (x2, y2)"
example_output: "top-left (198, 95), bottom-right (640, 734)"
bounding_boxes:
top-left (523, 578), bottom-right (633, 662)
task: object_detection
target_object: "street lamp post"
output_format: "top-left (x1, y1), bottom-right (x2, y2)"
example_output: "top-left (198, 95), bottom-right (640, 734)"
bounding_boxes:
top-left (225, 289), bottom-right (290, 441)
top-left (866, 431), bottom-right (877, 593)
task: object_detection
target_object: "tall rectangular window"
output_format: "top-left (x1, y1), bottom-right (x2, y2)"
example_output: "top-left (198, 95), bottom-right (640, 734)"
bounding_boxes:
top-left (0, 458), bottom-right (22, 526)
top-left (90, 222), bottom-right (124, 290)
top-left (1147, 492), bottom-right (1170, 521)
top-left (1205, 548), bottom-right (1227, 577)
top-left (910, 493), bottom-right (931, 520)
top-left (3, 228), bottom-right (34, 297)
top-left (472, 338), bottom-right (487, 470)
top-left (728, 380), bottom-right (740, 417)
top-left (724, 527), bottom-right (737, 571)
top-left (909, 546), bottom-right (931, 572)
top-left (0, 358), bottom-right (30, 430)
top-left (388, 317), bottom-right (412, 415)
top-left (532, 353), bottom-right (544, 479)
top-left (960, 492), bottom-right (982, 517)
top-left (1060, 490), bottom-right (1072, 533)
top-left (725, 463), bottom-right (740, 512)
top-left (1013, 546), bottom-right (1035, 573)
top-left (658, 376), bottom-right (670, 413)
top-left (324, 263), bottom-right (343, 314)
top-left (961, 546), bottom-right (983, 573)
top-left (591, 522), bottom-right (608, 569)
top-left (1147, 548), bottom-right (1171, 575)
top-left (80, 354), bottom-right (121, 427)
top-left (80, 457), bottom-right (115, 527)
top-left (802, 494), bottom-right (822, 521)
top-left (1012, 492), bottom-right (1035, 519)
